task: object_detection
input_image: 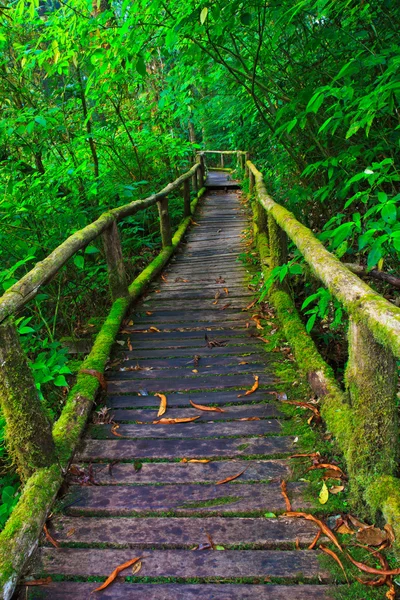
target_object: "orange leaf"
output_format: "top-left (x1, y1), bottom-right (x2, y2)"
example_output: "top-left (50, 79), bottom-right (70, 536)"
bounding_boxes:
top-left (149, 326), bottom-right (160, 333)
top-left (242, 299), bottom-right (257, 311)
top-left (188, 459), bottom-right (211, 463)
top-left (43, 524), bottom-right (59, 549)
top-left (308, 530), bottom-right (321, 549)
top-left (24, 577), bottom-right (52, 586)
top-left (93, 557), bottom-right (142, 592)
top-left (283, 512), bottom-right (342, 552)
top-left (237, 375), bottom-right (259, 397)
top-left (153, 416), bottom-right (200, 424)
top-left (280, 480), bottom-right (292, 511)
top-left (127, 338), bottom-right (133, 351)
top-left (320, 545), bottom-right (348, 583)
top-left (223, 287), bottom-right (229, 295)
top-left (111, 423), bottom-right (123, 437)
top-left (238, 361), bottom-right (249, 365)
top-left (216, 469), bottom-right (246, 485)
top-left (346, 553), bottom-right (400, 575)
top-left (80, 369), bottom-right (107, 391)
top-left (307, 463), bottom-right (345, 478)
top-left (161, 275), bottom-right (168, 282)
top-left (155, 393), bottom-right (167, 417)
top-left (190, 400), bottom-right (225, 412)
top-left (237, 417), bottom-right (260, 421)
top-left (146, 311), bottom-right (153, 316)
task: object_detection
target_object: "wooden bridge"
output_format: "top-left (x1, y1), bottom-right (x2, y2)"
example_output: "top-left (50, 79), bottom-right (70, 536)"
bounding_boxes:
top-left (0, 151), bottom-right (399, 599)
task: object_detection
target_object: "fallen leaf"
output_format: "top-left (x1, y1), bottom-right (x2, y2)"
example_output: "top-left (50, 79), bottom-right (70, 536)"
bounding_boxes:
top-left (216, 469), bottom-right (246, 485)
top-left (346, 554), bottom-right (400, 575)
top-left (280, 480), bottom-right (292, 511)
top-left (337, 524), bottom-right (355, 535)
top-left (127, 338), bottom-right (133, 351)
top-left (43, 524), bottom-right (59, 549)
top-left (386, 582), bottom-right (396, 598)
top-left (66, 528), bottom-right (75, 538)
top-left (155, 393), bottom-right (167, 417)
top-left (290, 452), bottom-right (321, 460)
top-left (131, 560), bottom-right (142, 575)
top-left (219, 303), bottom-right (231, 310)
top-left (187, 459), bottom-right (211, 463)
top-left (264, 512), bottom-right (277, 518)
top-left (154, 417), bottom-right (200, 424)
top-left (155, 289), bottom-right (161, 293)
top-left (283, 512), bottom-right (342, 551)
top-left (149, 326), bottom-right (160, 333)
top-left (307, 463), bottom-right (346, 478)
top-left (111, 422), bottom-right (123, 437)
top-left (319, 481), bottom-right (329, 505)
top-left (93, 557), bottom-right (142, 592)
top-left (320, 545), bottom-right (348, 583)
top-left (237, 417), bottom-right (260, 421)
top-left (24, 577), bottom-right (52, 586)
top-left (330, 485), bottom-right (344, 494)
top-left (308, 530), bottom-right (321, 549)
top-left (192, 543), bottom-right (212, 551)
top-left (223, 287), bottom-right (229, 295)
top-left (161, 275), bottom-right (168, 282)
top-left (146, 311), bottom-right (153, 315)
top-left (206, 532), bottom-right (216, 550)
top-left (80, 369), bottom-right (107, 391)
top-left (252, 315), bottom-right (263, 330)
top-left (384, 524), bottom-right (395, 545)
top-left (238, 361), bottom-right (249, 365)
top-left (242, 299), bottom-right (257, 311)
top-left (215, 545), bottom-right (225, 550)
top-left (282, 400), bottom-right (321, 423)
top-left (356, 526), bottom-right (388, 547)
top-left (237, 375), bottom-right (259, 397)
top-left (347, 514), bottom-right (369, 530)
top-left (215, 277), bottom-right (225, 283)
top-left (190, 400), bottom-right (225, 412)
top-left (295, 537), bottom-right (300, 550)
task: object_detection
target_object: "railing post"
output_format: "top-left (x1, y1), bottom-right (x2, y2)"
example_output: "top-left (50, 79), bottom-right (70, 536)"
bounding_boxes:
top-left (220, 154), bottom-right (224, 168)
top-left (345, 319), bottom-right (398, 502)
top-left (245, 152), bottom-right (250, 178)
top-left (249, 170), bottom-right (255, 194)
top-left (0, 320), bottom-right (56, 481)
top-left (157, 195), bottom-right (172, 247)
top-left (268, 214), bottom-right (287, 269)
top-left (102, 219), bottom-right (129, 300)
top-left (198, 154), bottom-right (205, 189)
top-left (183, 178), bottom-right (191, 217)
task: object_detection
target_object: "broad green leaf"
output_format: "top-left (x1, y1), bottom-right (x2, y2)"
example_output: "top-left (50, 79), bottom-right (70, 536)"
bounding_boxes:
top-left (240, 12), bottom-right (252, 25)
top-left (53, 375), bottom-right (68, 387)
top-left (200, 7), bottom-right (208, 24)
top-left (74, 255), bottom-right (84, 269)
top-left (136, 56), bottom-right (147, 77)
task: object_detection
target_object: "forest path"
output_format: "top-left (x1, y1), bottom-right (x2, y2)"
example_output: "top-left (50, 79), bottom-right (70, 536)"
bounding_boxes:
top-left (20, 172), bottom-right (334, 598)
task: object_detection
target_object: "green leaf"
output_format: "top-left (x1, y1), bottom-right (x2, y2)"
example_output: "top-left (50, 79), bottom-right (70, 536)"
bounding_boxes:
top-left (240, 12), bottom-right (252, 25)
top-left (53, 375), bottom-right (68, 387)
top-left (136, 56), bottom-right (147, 77)
top-left (74, 255), bottom-right (84, 269)
top-left (35, 115), bottom-right (47, 127)
top-left (18, 326), bottom-right (35, 335)
top-left (264, 512), bottom-right (276, 518)
top-left (381, 203), bottom-right (397, 224)
top-left (306, 91), bottom-right (325, 114)
top-left (200, 7), bottom-right (208, 24)
top-left (215, 545), bottom-right (225, 550)
top-left (85, 245), bottom-right (99, 254)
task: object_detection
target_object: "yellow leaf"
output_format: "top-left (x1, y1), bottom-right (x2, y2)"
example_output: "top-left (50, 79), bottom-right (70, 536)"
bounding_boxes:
top-left (155, 393), bottom-right (167, 417)
top-left (319, 481), bottom-right (329, 505)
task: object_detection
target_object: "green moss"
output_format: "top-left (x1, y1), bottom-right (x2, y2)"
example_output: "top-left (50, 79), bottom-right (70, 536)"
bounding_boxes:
top-left (366, 475), bottom-right (400, 552)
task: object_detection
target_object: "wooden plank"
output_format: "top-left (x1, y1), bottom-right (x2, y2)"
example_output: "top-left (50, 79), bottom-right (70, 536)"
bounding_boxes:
top-left (113, 347), bottom-right (263, 360)
top-left (107, 390), bottom-right (275, 408)
top-left (111, 355), bottom-right (266, 370)
top-left (107, 364), bottom-right (266, 380)
top-left (77, 436), bottom-right (296, 461)
top-left (113, 338), bottom-right (262, 351)
top-left (89, 420), bottom-right (281, 439)
top-left (48, 515), bottom-right (317, 546)
top-left (36, 548), bottom-right (328, 580)
top-left (20, 583), bottom-right (335, 599)
top-left (107, 373), bottom-right (274, 393)
top-left (70, 460), bottom-right (290, 484)
top-left (111, 403), bottom-right (284, 422)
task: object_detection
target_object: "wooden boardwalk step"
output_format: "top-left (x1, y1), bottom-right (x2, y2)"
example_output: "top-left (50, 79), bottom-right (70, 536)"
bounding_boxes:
top-left (110, 403), bottom-right (283, 422)
top-left (106, 390), bottom-right (276, 408)
top-left (19, 583), bottom-right (335, 599)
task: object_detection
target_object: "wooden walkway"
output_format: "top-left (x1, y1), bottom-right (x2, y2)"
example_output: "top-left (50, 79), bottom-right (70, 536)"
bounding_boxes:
top-left (20, 174), bottom-right (333, 598)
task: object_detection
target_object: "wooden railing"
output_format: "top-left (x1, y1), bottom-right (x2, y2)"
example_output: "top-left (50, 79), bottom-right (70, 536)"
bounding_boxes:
top-left (200, 150), bottom-right (249, 170)
top-left (0, 158), bottom-right (205, 479)
top-left (246, 159), bottom-right (400, 522)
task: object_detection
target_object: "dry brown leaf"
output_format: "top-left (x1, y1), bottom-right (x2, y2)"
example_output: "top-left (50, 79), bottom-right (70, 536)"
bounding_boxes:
top-left (161, 275), bottom-right (168, 282)
top-left (206, 532), bottom-right (216, 550)
top-left (216, 469), bottom-right (246, 485)
top-left (219, 303), bottom-right (231, 310)
top-left (111, 422), bottom-right (123, 437)
top-left (386, 582), bottom-right (396, 599)
top-left (290, 452), bottom-right (321, 460)
top-left (188, 459), bottom-right (211, 463)
top-left (356, 526), bottom-right (388, 547)
top-left (149, 326), bottom-right (160, 333)
top-left (145, 311), bottom-right (153, 315)
top-left (238, 361), bottom-right (249, 365)
top-left (190, 400), bottom-right (225, 413)
top-left (337, 524), bottom-right (355, 535)
top-left (242, 299), bottom-right (257, 311)
top-left (295, 537), bottom-right (300, 550)
top-left (307, 463), bottom-right (345, 478)
top-left (24, 577), bottom-right (52, 586)
top-left (43, 524), bottom-right (59, 549)
top-left (348, 514), bottom-right (369, 530)
top-left (320, 545), bottom-right (348, 583)
top-left (330, 485), bottom-right (345, 494)
top-left (223, 287), bottom-right (229, 295)
top-left (93, 557), bottom-right (142, 592)
top-left (154, 417), bottom-right (200, 424)
top-left (283, 512), bottom-right (342, 551)
top-left (192, 543), bottom-right (212, 551)
top-left (280, 480), bottom-right (292, 511)
top-left (80, 369), bottom-right (107, 391)
top-left (127, 338), bottom-right (133, 351)
top-left (192, 369), bottom-right (199, 373)
top-left (308, 530), bottom-right (321, 549)
top-left (237, 417), bottom-right (260, 421)
top-left (346, 554), bottom-right (400, 575)
top-left (155, 393), bottom-right (167, 417)
top-left (131, 560), bottom-right (142, 575)
top-left (384, 524), bottom-right (395, 544)
top-left (237, 375), bottom-right (259, 398)
top-left (66, 528), bottom-right (75, 538)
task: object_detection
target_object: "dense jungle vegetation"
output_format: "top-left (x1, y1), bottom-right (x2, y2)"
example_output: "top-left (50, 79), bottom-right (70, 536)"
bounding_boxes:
top-left (0, 0), bottom-right (399, 526)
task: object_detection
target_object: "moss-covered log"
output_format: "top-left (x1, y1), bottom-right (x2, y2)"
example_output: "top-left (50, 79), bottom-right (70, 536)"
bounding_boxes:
top-left (102, 219), bottom-right (129, 300)
top-left (247, 160), bottom-right (400, 357)
top-left (0, 320), bottom-right (56, 481)
top-left (345, 318), bottom-right (398, 505)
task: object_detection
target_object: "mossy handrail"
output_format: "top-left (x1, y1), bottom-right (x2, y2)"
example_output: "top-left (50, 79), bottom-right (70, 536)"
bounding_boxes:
top-left (247, 158), bottom-right (400, 543)
top-left (0, 162), bottom-right (202, 324)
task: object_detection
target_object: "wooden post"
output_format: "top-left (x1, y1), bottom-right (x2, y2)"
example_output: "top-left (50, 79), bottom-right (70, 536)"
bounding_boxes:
top-left (183, 178), bottom-right (191, 217)
top-left (268, 214), bottom-right (287, 269)
top-left (0, 320), bottom-right (56, 481)
top-left (157, 195), bottom-right (172, 247)
top-left (198, 155), bottom-right (205, 189)
top-left (249, 170), bottom-right (255, 194)
top-left (345, 319), bottom-right (398, 503)
top-left (102, 220), bottom-right (129, 300)
top-left (240, 153), bottom-right (245, 170)
top-left (220, 154), bottom-right (224, 168)
top-left (192, 171), bottom-right (198, 193)
top-left (245, 152), bottom-right (250, 178)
